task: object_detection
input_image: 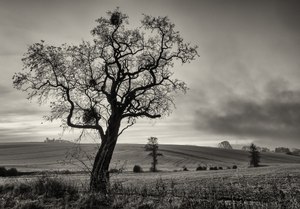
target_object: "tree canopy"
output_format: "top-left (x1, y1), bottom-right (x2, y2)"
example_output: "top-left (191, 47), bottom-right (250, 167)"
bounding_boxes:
top-left (13, 9), bottom-right (198, 140)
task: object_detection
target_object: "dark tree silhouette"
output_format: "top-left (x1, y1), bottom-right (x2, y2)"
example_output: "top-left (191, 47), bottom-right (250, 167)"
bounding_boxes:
top-left (145, 137), bottom-right (162, 172)
top-left (218, 140), bottom-right (233, 149)
top-left (249, 143), bottom-right (260, 167)
top-left (12, 9), bottom-right (198, 194)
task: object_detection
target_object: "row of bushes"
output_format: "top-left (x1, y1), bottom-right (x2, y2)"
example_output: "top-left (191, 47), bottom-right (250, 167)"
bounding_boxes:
top-left (202, 165), bottom-right (237, 170)
top-left (132, 165), bottom-right (157, 173)
top-left (132, 165), bottom-right (238, 173)
top-left (0, 167), bottom-right (20, 177)
top-left (1, 165), bottom-right (239, 176)
top-left (189, 165), bottom-right (237, 171)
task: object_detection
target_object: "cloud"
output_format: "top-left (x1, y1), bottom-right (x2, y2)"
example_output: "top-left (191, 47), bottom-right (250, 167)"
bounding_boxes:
top-left (195, 79), bottom-right (300, 142)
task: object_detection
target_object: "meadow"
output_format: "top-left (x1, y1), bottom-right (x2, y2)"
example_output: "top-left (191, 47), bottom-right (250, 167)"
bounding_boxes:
top-left (0, 143), bottom-right (299, 208)
top-left (0, 142), bottom-right (299, 171)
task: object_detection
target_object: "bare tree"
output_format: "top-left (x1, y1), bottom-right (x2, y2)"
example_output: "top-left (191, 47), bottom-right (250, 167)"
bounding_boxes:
top-left (12, 9), bottom-right (198, 194)
top-left (145, 137), bottom-right (163, 172)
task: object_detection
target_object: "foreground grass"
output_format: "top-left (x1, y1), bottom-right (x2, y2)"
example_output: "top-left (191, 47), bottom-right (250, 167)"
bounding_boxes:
top-left (0, 165), bottom-right (300, 209)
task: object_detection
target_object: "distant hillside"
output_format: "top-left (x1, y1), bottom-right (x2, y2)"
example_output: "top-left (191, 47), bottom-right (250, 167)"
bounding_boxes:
top-left (0, 143), bottom-right (299, 172)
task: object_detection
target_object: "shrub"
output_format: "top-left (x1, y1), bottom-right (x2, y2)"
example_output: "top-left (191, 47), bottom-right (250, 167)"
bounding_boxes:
top-left (7, 168), bottom-right (19, 176)
top-left (133, 165), bottom-right (143, 173)
top-left (196, 166), bottom-right (202, 171)
top-left (16, 200), bottom-right (45, 209)
top-left (110, 168), bottom-right (120, 174)
top-left (32, 176), bottom-right (79, 199)
top-left (0, 195), bottom-right (16, 208)
top-left (232, 165), bottom-right (238, 169)
top-left (196, 166), bottom-right (206, 171)
top-left (0, 167), bottom-right (7, 176)
top-left (0, 183), bottom-right (14, 194)
top-left (0, 167), bottom-right (20, 177)
top-left (13, 182), bottom-right (32, 196)
top-left (137, 203), bottom-right (155, 209)
top-left (209, 166), bottom-right (218, 170)
top-left (218, 167), bottom-right (223, 170)
top-left (61, 169), bottom-right (71, 174)
top-left (182, 166), bottom-right (188, 171)
top-left (78, 192), bottom-right (111, 209)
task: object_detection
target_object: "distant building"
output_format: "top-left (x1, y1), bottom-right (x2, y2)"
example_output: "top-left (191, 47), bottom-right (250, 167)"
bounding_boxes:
top-left (291, 148), bottom-right (300, 156)
top-left (44, 137), bottom-right (72, 143)
top-left (261, 147), bottom-right (270, 152)
top-left (242, 145), bottom-right (270, 152)
top-left (275, 147), bottom-right (291, 154)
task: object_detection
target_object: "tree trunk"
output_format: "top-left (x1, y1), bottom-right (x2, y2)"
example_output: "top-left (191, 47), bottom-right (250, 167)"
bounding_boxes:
top-left (153, 148), bottom-right (157, 172)
top-left (90, 117), bottom-right (121, 193)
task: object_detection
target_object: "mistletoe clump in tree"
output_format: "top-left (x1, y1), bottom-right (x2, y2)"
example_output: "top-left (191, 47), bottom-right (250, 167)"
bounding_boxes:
top-left (13, 9), bottom-right (198, 194)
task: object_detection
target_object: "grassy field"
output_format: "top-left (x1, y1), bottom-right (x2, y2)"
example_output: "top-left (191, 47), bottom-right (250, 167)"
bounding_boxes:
top-left (0, 143), bottom-right (299, 208)
top-left (0, 142), bottom-right (299, 172)
top-left (0, 164), bottom-right (299, 208)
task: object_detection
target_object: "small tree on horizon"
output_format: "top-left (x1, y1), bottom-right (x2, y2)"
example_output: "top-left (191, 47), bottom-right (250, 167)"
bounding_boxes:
top-left (249, 143), bottom-right (260, 167)
top-left (218, 140), bottom-right (233, 149)
top-left (145, 137), bottom-right (163, 172)
top-left (12, 8), bottom-right (198, 194)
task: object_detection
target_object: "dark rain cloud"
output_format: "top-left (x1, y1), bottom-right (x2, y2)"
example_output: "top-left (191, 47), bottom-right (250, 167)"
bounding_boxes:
top-left (196, 79), bottom-right (300, 142)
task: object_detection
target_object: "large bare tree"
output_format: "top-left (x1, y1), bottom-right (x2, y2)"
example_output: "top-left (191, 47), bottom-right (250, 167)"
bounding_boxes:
top-left (13, 9), bottom-right (198, 193)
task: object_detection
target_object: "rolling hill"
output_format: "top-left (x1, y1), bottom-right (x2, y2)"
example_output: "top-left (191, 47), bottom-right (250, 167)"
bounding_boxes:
top-left (0, 142), bottom-right (299, 172)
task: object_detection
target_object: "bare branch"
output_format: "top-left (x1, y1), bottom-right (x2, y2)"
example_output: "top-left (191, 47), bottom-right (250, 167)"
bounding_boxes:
top-left (118, 119), bottom-right (135, 136)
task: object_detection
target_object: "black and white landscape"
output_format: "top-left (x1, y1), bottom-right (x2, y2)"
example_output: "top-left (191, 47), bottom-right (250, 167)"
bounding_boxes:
top-left (0, 0), bottom-right (299, 208)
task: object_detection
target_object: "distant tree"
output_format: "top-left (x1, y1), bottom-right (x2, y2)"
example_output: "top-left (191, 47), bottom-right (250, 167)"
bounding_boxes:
top-left (12, 8), bottom-right (198, 194)
top-left (249, 143), bottom-right (260, 167)
top-left (242, 146), bottom-right (250, 151)
top-left (218, 141), bottom-right (233, 149)
top-left (291, 148), bottom-right (300, 156)
top-left (145, 137), bottom-right (163, 172)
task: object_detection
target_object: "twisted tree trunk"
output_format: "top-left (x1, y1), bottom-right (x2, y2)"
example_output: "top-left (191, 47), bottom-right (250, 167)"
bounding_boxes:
top-left (90, 116), bottom-right (121, 193)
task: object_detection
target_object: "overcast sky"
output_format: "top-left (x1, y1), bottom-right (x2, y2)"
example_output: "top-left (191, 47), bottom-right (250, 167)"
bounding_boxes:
top-left (0, 0), bottom-right (299, 149)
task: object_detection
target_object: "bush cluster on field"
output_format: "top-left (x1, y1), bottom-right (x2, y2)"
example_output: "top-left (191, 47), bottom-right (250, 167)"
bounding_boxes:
top-left (0, 167), bottom-right (20, 177)
top-left (131, 164), bottom-right (238, 173)
top-left (133, 165), bottom-right (143, 173)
